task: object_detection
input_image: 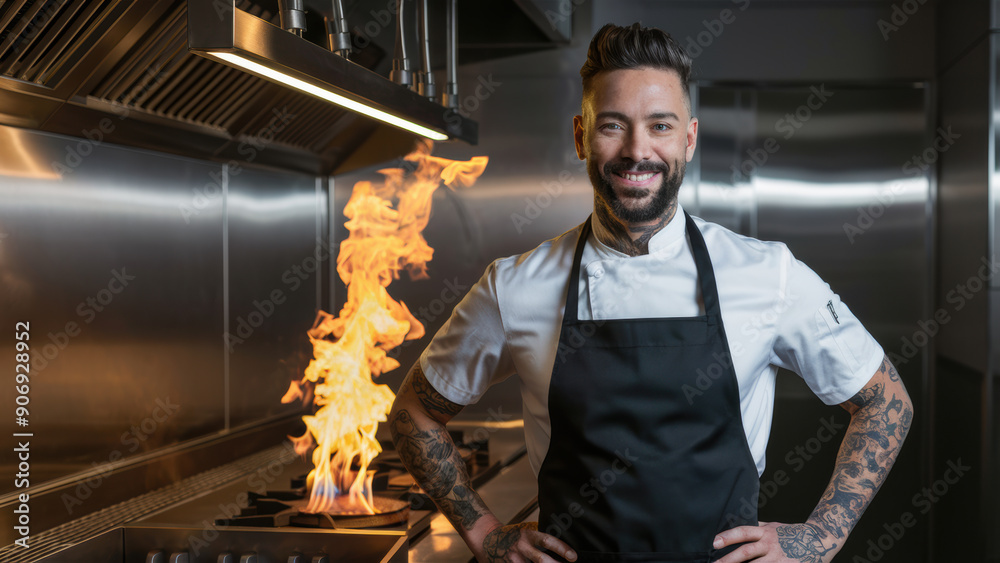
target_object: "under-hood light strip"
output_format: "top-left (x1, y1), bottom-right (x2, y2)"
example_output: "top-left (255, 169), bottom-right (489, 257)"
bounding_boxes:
top-left (211, 52), bottom-right (448, 141)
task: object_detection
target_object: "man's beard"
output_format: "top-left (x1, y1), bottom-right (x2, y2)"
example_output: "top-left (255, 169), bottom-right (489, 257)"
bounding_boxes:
top-left (589, 158), bottom-right (684, 224)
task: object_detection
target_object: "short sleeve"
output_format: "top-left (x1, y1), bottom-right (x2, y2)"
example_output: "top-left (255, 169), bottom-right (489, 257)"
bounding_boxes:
top-left (418, 261), bottom-right (515, 405)
top-left (770, 246), bottom-right (884, 405)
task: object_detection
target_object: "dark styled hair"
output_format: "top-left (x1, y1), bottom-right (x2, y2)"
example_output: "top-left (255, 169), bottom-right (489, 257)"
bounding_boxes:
top-left (580, 23), bottom-right (693, 112)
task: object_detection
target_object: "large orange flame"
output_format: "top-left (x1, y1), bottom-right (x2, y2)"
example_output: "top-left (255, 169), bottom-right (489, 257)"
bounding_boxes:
top-left (282, 140), bottom-right (488, 514)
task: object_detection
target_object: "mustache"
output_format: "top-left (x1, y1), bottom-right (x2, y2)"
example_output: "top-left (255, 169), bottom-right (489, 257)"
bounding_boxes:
top-left (604, 160), bottom-right (670, 176)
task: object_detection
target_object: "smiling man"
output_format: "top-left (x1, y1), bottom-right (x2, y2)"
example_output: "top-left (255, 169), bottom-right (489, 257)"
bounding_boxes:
top-left (389, 23), bottom-right (912, 563)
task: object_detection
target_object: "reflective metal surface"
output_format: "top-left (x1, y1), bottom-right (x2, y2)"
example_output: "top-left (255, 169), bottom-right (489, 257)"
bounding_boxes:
top-left (698, 84), bottom-right (930, 562)
top-left (938, 40), bottom-right (991, 371)
top-left (989, 28), bottom-right (1000, 563)
top-left (226, 166), bottom-right (321, 428)
top-left (0, 0), bottom-right (570, 174)
top-left (696, 86), bottom-right (756, 233)
top-left (753, 87), bottom-right (930, 351)
top-left (0, 125), bottom-right (322, 514)
top-left (591, 1), bottom-right (935, 83)
top-left (188, 0), bottom-right (477, 143)
top-left (938, 0), bottom-right (992, 71)
top-left (934, 18), bottom-right (993, 563)
top-left (0, 125), bottom-right (226, 486)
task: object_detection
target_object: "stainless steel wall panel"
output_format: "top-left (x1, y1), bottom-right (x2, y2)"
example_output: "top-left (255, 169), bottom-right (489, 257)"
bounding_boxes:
top-left (592, 0), bottom-right (936, 82)
top-left (938, 38), bottom-right (990, 372)
top-left (933, 21), bottom-right (993, 562)
top-left (937, 0), bottom-right (991, 71)
top-left (990, 289), bottom-right (1000, 562)
top-left (226, 166), bottom-right (320, 429)
top-left (931, 357), bottom-right (986, 563)
top-left (698, 84), bottom-right (930, 561)
top-left (989, 362), bottom-right (1000, 561)
top-left (993, 33), bottom-right (1000, 291)
top-left (0, 125), bottom-right (225, 494)
top-left (990, 35), bottom-right (1000, 561)
top-left (754, 87), bottom-right (929, 346)
top-left (696, 87), bottom-right (755, 235)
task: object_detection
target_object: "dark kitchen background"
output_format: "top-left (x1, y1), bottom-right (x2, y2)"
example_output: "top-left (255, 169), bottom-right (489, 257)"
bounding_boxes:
top-left (0, 0), bottom-right (996, 561)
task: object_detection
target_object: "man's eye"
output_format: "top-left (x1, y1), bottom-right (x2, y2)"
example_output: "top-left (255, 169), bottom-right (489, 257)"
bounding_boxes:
top-left (601, 123), bottom-right (622, 130)
top-left (653, 123), bottom-right (670, 131)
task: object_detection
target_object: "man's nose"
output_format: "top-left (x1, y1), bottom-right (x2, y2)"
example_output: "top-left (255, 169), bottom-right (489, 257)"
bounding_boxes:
top-left (621, 130), bottom-right (653, 162)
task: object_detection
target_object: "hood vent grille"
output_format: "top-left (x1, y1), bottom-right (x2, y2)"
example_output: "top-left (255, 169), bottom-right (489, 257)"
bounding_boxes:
top-left (0, 0), bottom-right (126, 88)
top-left (0, 0), bottom-right (566, 173)
top-left (88, 2), bottom-right (272, 130)
top-left (87, 1), bottom-right (352, 152)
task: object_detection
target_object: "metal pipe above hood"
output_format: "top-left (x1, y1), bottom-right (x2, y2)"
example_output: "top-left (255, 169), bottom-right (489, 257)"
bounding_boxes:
top-left (189, 0), bottom-right (475, 144)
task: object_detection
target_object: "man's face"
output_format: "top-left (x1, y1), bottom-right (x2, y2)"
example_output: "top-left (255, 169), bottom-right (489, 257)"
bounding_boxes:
top-left (574, 68), bottom-right (698, 225)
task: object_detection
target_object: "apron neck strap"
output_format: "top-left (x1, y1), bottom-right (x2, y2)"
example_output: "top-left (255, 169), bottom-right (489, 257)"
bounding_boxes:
top-left (563, 211), bottom-right (723, 323)
top-left (684, 210), bottom-right (722, 319)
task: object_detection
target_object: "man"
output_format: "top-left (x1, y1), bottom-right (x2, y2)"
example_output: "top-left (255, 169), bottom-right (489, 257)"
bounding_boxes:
top-left (389, 23), bottom-right (912, 563)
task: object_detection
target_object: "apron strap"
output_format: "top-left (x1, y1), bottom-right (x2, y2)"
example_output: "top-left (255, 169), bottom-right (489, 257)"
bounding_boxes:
top-left (562, 211), bottom-right (722, 324)
top-left (562, 217), bottom-right (592, 324)
top-left (684, 211), bottom-right (722, 320)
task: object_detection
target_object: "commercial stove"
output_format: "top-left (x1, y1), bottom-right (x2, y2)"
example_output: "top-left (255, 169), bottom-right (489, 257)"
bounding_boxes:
top-left (5, 423), bottom-right (536, 563)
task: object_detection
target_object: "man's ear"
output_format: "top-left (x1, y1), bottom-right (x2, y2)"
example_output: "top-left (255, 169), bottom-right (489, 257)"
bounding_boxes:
top-left (573, 114), bottom-right (586, 160)
top-left (685, 117), bottom-right (699, 163)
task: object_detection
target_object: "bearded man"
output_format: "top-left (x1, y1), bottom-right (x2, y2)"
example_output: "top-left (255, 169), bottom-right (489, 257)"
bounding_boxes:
top-left (390, 22), bottom-right (912, 563)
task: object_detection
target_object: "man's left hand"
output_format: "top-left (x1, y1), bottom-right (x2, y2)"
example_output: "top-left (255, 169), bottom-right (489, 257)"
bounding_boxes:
top-left (712, 522), bottom-right (837, 563)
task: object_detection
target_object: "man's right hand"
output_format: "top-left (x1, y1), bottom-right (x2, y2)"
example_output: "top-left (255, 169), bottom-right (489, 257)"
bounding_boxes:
top-left (478, 522), bottom-right (578, 563)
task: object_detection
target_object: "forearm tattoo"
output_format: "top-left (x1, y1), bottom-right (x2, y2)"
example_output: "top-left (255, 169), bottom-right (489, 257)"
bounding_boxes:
top-left (438, 485), bottom-right (483, 529)
top-left (798, 356), bottom-right (912, 557)
top-left (389, 408), bottom-right (487, 530)
top-left (411, 364), bottom-right (464, 418)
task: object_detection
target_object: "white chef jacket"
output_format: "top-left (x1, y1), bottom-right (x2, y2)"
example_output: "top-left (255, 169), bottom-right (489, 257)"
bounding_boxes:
top-left (419, 204), bottom-right (884, 477)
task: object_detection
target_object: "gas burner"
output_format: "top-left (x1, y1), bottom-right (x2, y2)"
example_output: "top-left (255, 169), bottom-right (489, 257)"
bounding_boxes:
top-left (217, 437), bottom-right (484, 530)
top-left (220, 491), bottom-right (412, 529)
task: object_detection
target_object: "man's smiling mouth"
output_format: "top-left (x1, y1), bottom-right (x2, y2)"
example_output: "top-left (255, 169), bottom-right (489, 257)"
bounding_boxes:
top-left (619, 172), bottom-right (657, 182)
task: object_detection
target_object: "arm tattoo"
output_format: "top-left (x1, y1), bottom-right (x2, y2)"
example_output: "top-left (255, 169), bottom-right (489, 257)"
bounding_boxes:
top-left (483, 522), bottom-right (535, 561)
top-left (438, 485), bottom-right (484, 529)
top-left (390, 409), bottom-right (458, 497)
top-left (879, 358), bottom-right (901, 382)
top-left (776, 524), bottom-right (835, 563)
top-left (389, 408), bottom-right (488, 530)
top-left (593, 196), bottom-right (678, 257)
top-left (411, 364), bottom-right (464, 418)
top-left (806, 356), bottom-right (913, 547)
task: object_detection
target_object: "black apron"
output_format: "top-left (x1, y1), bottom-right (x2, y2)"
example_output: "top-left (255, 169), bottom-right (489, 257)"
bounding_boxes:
top-left (537, 212), bottom-right (759, 563)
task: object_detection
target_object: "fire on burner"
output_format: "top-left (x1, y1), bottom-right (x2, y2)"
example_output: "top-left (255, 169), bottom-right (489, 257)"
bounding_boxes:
top-left (217, 437), bottom-right (483, 529)
top-left (224, 491), bottom-right (411, 529)
top-left (280, 141), bottom-right (489, 517)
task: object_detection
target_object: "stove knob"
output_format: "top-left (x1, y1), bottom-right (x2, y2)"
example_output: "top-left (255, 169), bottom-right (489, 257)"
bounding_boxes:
top-left (146, 551), bottom-right (165, 563)
top-left (169, 553), bottom-right (189, 563)
top-left (240, 554), bottom-right (258, 563)
top-left (217, 553), bottom-right (234, 563)
top-left (311, 556), bottom-right (329, 563)
top-left (287, 555), bottom-right (304, 563)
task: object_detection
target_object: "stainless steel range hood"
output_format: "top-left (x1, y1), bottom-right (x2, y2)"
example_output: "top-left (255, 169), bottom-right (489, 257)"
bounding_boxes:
top-left (0, 0), bottom-right (568, 175)
top-left (187, 0), bottom-right (476, 144)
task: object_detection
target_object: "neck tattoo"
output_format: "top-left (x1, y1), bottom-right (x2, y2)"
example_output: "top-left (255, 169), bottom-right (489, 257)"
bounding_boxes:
top-left (593, 198), bottom-right (678, 257)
